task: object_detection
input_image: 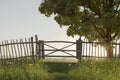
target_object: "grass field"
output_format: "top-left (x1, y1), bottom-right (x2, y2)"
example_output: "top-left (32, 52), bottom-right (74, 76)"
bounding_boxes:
top-left (0, 58), bottom-right (120, 80)
top-left (68, 59), bottom-right (120, 80)
top-left (0, 59), bottom-right (50, 80)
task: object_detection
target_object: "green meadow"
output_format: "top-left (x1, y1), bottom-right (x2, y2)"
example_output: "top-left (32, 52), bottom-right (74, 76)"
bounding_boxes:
top-left (0, 58), bottom-right (120, 80)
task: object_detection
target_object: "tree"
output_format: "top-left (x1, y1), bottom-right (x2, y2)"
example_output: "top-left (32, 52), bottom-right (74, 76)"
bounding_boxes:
top-left (39, 0), bottom-right (120, 58)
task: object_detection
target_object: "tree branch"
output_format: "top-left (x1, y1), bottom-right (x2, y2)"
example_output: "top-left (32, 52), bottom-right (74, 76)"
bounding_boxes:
top-left (92, 23), bottom-right (105, 39)
top-left (89, 7), bottom-right (102, 18)
top-left (88, 1), bottom-right (102, 18)
top-left (115, 3), bottom-right (120, 13)
top-left (99, 28), bottom-right (106, 37)
top-left (112, 33), bottom-right (118, 39)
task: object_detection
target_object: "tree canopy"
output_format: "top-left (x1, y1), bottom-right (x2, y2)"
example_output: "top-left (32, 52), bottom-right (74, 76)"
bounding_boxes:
top-left (39, 0), bottom-right (120, 57)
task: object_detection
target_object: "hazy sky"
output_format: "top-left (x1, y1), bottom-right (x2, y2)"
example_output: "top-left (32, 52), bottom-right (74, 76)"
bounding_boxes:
top-left (0, 0), bottom-right (78, 42)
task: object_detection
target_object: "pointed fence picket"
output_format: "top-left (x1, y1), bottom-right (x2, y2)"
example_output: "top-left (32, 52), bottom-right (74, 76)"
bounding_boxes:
top-left (0, 36), bottom-right (44, 60)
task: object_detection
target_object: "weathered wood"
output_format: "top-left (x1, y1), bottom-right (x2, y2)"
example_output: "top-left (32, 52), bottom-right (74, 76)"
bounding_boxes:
top-left (76, 39), bottom-right (82, 59)
top-left (95, 45), bottom-right (97, 58)
top-left (44, 41), bottom-right (75, 43)
top-left (7, 41), bottom-right (11, 59)
top-left (10, 40), bottom-right (14, 59)
top-left (43, 49), bottom-right (76, 52)
top-left (91, 42), bottom-right (93, 57)
top-left (98, 45), bottom-right (99, 57)
top-left (35, 35), bottom-right (39, 59)
top-left (29, 38), bottom-right (32, 57)
top-left (20, 39), bottom-right (23, 57)
top-left (100, 45), bottom-right (102, 57)
top-left (38, 40), bottom-right (41, 59)
top-left (16, 39), bottom-right (21, 59)
top-left (21, 39), bottom-right (27, 57)
top-left (88, 43), bottom-right (91, 57)
top-left (5, 41), bottom-right (8, 59)
top-left (25, 38), bottom-right (29, 58)
top-left (13, 40), bottom-right (17, 58)
top-left (0, 41), bottom-right (33, 47)
top-left (31, 37), bottom-right (34, 59)
top-left (2, 41), bottom-right (6, 59)
top-left (44, 55), bottom-right (76, 57)
top-left (0, 43), bottom-right (2, 60)
top-left (41, 40), bottom-right (44, 59)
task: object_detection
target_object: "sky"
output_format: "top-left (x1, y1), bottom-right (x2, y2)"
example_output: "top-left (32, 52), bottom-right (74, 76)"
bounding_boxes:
top-left (0, 0), bottom-right (79, 42)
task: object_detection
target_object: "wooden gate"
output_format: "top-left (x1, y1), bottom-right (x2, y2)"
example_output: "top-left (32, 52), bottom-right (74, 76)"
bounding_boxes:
top-left (36, 39), bottom-right (82, 59)
top-left (0, 35), bottom-right (83, 60)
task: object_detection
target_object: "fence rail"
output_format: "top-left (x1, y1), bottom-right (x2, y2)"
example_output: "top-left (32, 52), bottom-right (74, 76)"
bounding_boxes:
top-left (0, 35), bottom-right (120, 61)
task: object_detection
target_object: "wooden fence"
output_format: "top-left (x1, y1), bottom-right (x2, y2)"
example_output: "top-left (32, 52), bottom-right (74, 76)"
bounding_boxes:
top-left (81, 39), bottom-right (120, 59)
top-left (0, 35), bottom-right (120, 60)
top-left (0, 35), bottom-right (41, 60)
top-left (0, 36), bottom-right (78, 60)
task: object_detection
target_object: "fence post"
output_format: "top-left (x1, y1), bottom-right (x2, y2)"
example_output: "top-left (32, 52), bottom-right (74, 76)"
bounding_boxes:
top-left (76, 38), bottom-right (82, 59)
top-left (37, 40), bottom-right (45, 59)
top-left (37, 40), bottom-right (41, 59)
top-left (35, 35), bottom-right (39, 59)
top-left (31, 37), bottom-right (34, 59)
top-left (41, 40), bottom-right (45, 59)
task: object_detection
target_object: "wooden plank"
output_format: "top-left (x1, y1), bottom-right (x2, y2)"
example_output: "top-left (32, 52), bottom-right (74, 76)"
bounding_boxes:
top-left (91, 42), bottom-right (93, 57)
top-left (21, 39), bottom-right (27, 58)
top-left (0, 41), bottom-right (31, 46)
top-left (25, 38), bottom-right (29, 58)
top-left (13, 40), bottom-right (17, 59)
top-left (29, 38), bottom-right (32, 57)
top-left (31, 37), bottom-right (34, 59)
top-left (44, 55), bottom-right (76, 58)
top-left (11, 40), bottom-right (14, 59)
top-left (35, 35), bottom-right (38, 59)
top-left (38, 40), bottom-right (41, 59)
top-left (0, 43), bottom-right (3, 60)
top-left (98, 45), bottom-right (100, 57)
top-left (100, 45), bottom-right (102, 57)
top-left (5, 41), bottom-right (8, 59)
top-left (16, 39), bottom-right (21, 59)
top-left (7, 40), bottom-right (11, 59)
top-left (44, 41), bottom-right (75, 43)
top-left (20, 39), bottom-right (23, 58)
top-left (83, 38), bottom-right (86, 58)
top-left (2, 41), bottom-right (6, 59)
top-left (95, 45), bottom-right (97, 58)
top-left (88, 43), bottom-right (91, 57)
top-left (41, 40), bottom-right (44, 59)
top-left (43, 49), bottom-right (76, 52)
top-left (6, 40), bottom-right (11, 59)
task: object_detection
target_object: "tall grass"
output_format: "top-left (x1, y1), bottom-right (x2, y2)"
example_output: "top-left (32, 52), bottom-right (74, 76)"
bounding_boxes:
top-left (2, 58), bottom-right (120, 80)
top-left (68, 59), bottom-right (120, 80)
top-left (0, 59), bottom-right (50, 80)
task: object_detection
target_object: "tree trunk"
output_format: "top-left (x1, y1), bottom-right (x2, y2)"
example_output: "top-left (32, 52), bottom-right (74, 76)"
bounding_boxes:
top-left (106, 43), bottom-right (113, 58)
